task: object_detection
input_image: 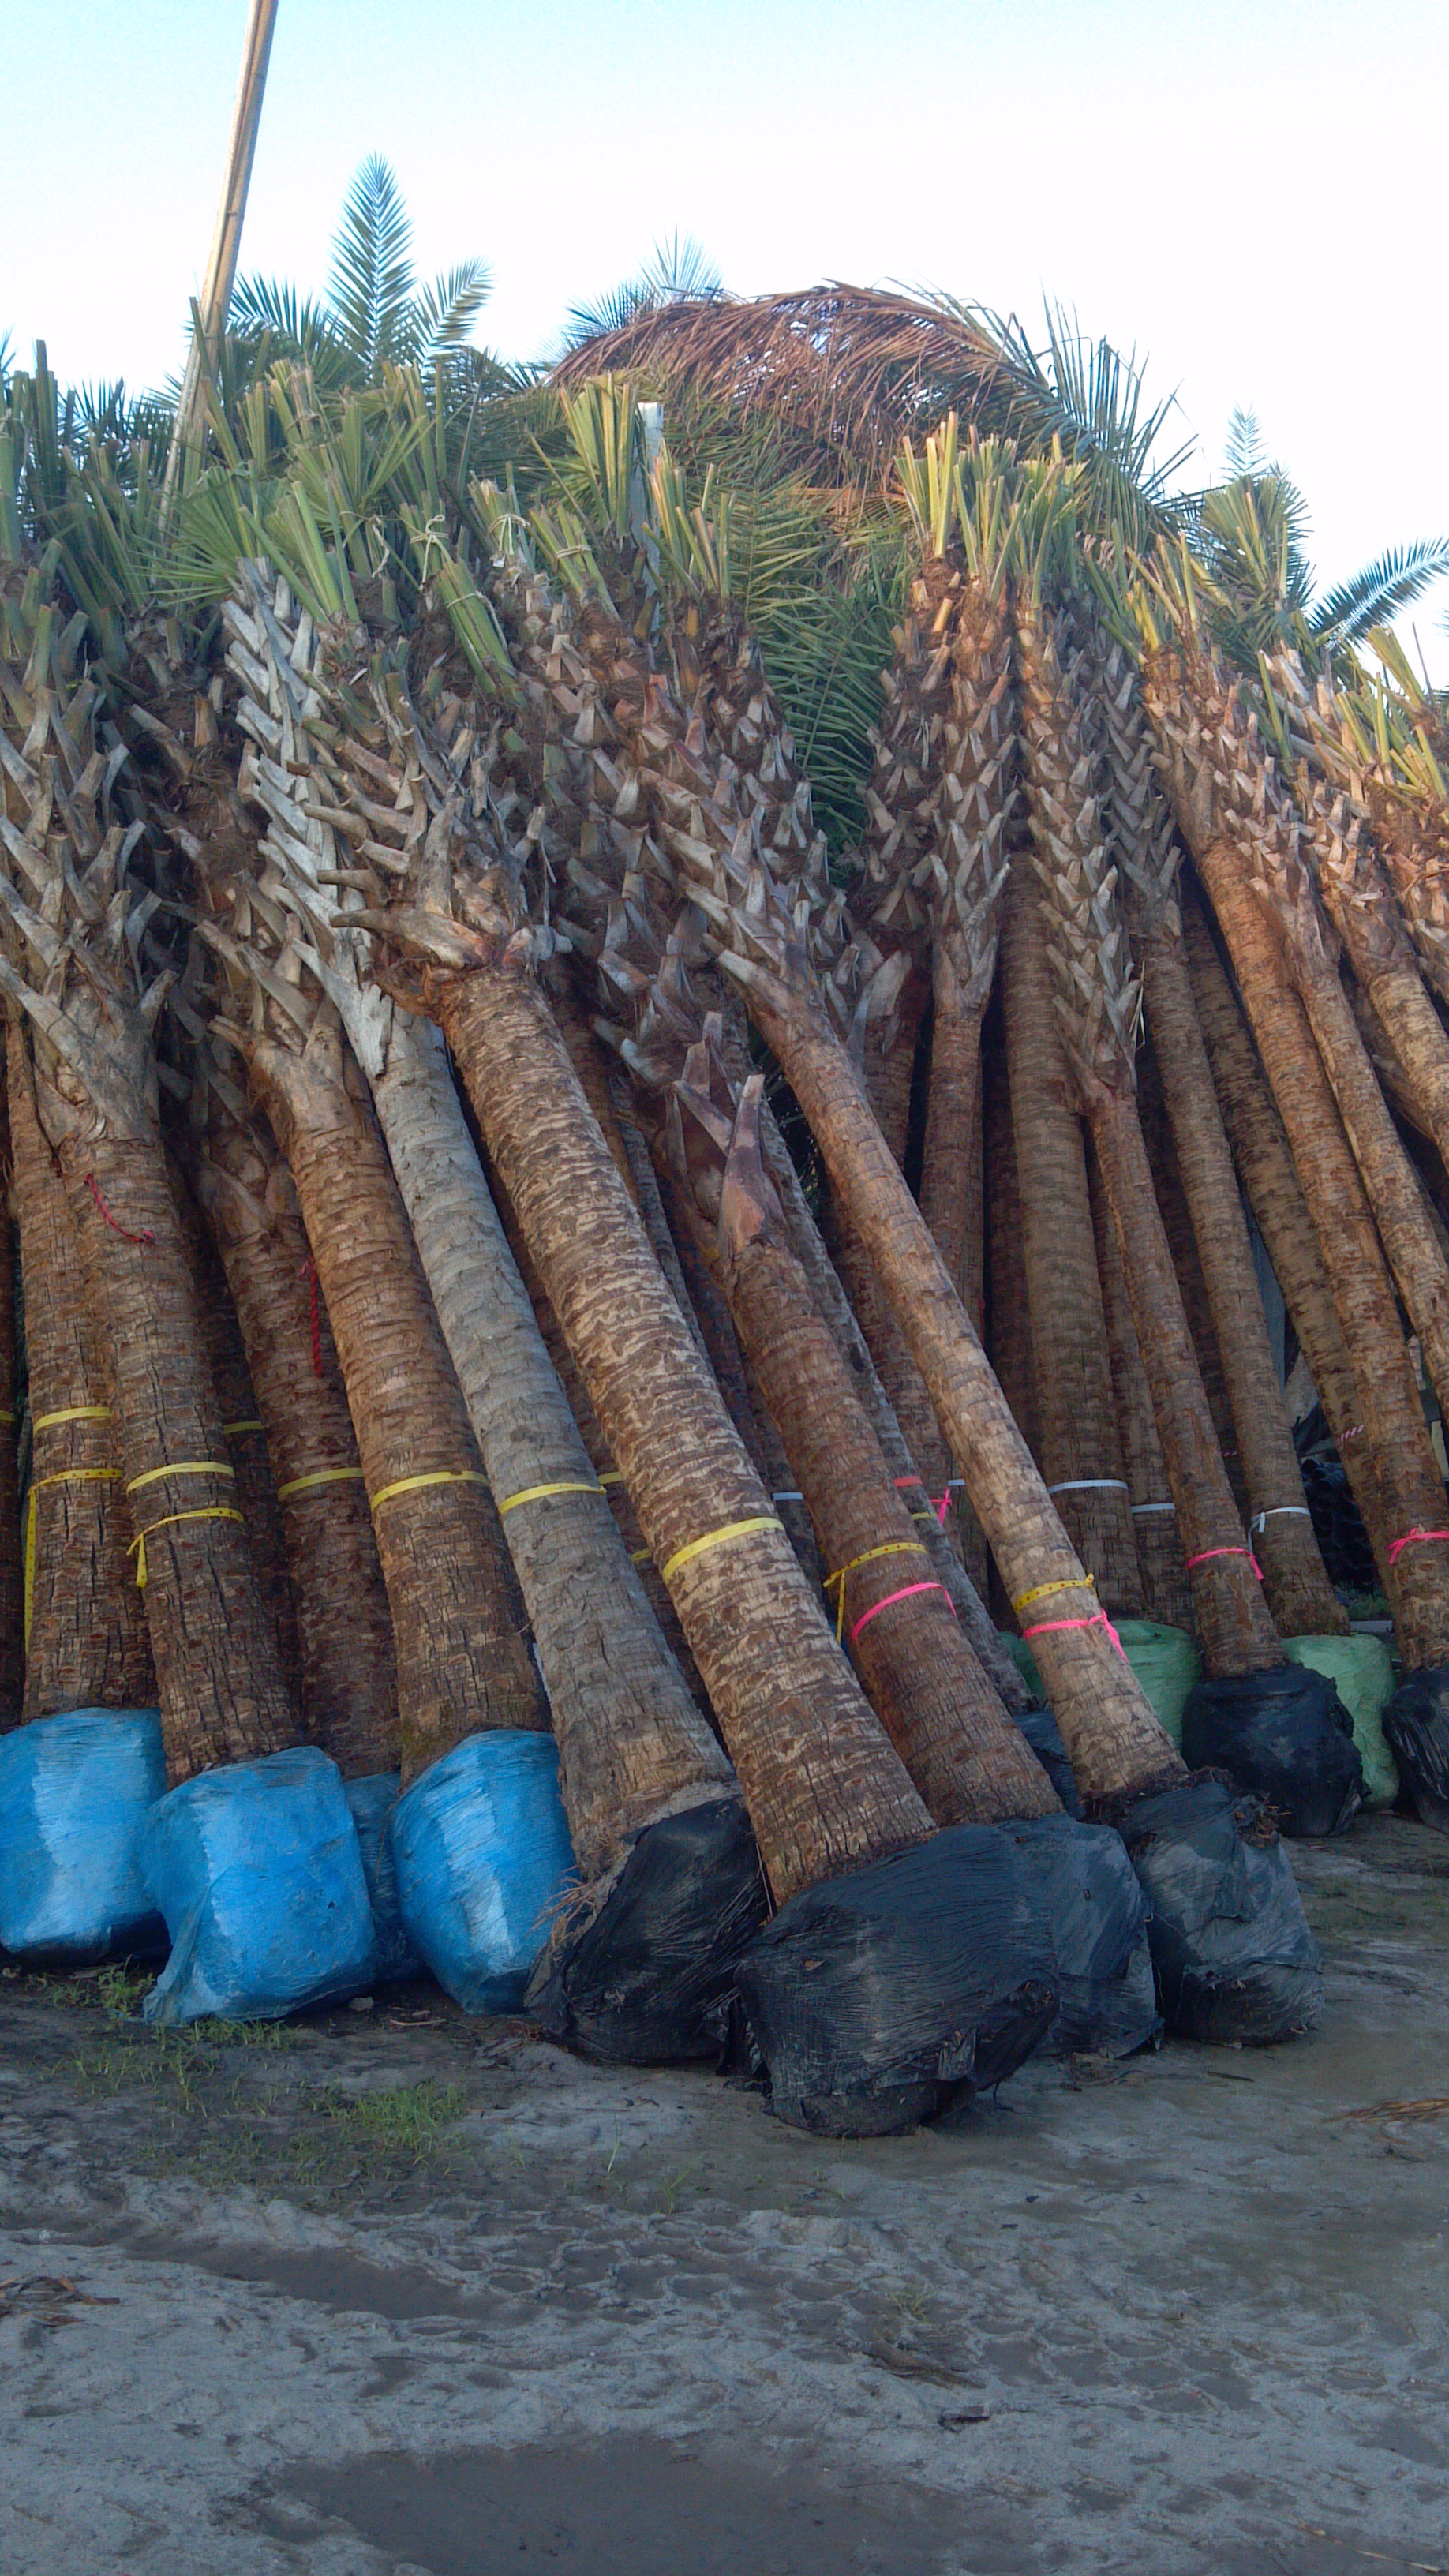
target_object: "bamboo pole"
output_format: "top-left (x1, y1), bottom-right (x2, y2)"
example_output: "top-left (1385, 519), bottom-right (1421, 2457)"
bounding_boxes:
top-left (159, 0), bottom-right (279, 527)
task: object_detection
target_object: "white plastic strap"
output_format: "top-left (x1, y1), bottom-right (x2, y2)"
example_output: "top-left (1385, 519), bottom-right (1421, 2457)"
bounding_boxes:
top-left (1249, 1507), bottom-right (1312, 1533)
top-left (772, 1491), bottom-right (804, 1505)
top-left (1049, 1479), bottom-right (1129, 1496)
top-left (1133, 1502), bottom-right (1176, 1516)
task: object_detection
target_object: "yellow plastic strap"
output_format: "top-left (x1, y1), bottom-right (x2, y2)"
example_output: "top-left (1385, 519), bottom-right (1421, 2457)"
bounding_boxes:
top-left (276, 1466), bottom-right (365, 1503)
top-left (125, 1460), bottom-right (237, 1498)
top-left (222, 1418), bottom-right (265, 1437)
top-left (23, 1468), bottom-right (122, 1649)
top-left (369, 1470), bottom-right (488, 1513)
top-left (823, 1541), bottom-right (929, 1642)
top-left (599, 1470), bottom-right (625, 1487)
top-left (496, 1479), bottom-right (605, 1516)
top-left (631, 1546), bottom-right (653, 1567)
top-left (660, 1515), bottom-right (784, 1587)
top-left (0, 1410), bottom-right (13, 1428)
top-left (32, 1405), bottom-right (112, 1435)
top-left (129, 1506), bottom-right (245, 1589)
top-left (1012, 1573), bottom-right (1096, 1614)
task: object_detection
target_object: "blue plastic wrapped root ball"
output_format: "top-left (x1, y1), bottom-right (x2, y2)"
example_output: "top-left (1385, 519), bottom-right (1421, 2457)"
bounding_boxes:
top-left (0, 1708), bottom-right (167, 1964)
top-left (390, 1732), bottom-right (577, 2014)
top-left (344, 1772), bottom-right (424, 1984)
top-left (140, 1745), bottom-right (377, 2024)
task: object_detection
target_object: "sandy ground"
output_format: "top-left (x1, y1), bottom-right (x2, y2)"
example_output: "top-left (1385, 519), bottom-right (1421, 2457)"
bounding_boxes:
top-left (1, 1811), bottom-right (1447, 2576)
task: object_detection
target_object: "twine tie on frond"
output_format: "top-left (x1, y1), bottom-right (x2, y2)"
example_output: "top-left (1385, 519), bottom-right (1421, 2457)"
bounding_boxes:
top-left (369, 1470), bottom-right (489, 1512)
top-left (123, 1461), bottom-right (240, 1589)
top-left (24, 1468), bottom-right (122, 1647)
top-left (1185, 1544), bottom-right (1264, 1580)
top-left (660, 1515), bottom-right (784, 1586)
top-left (276, 1466), bottom-right (365, 1503)
top-left (85, 1174), bottom-right (154, 1245)
top-left (1387, 1527), bottom-right (1449, 1566)
top-left (497, 1479), bottom-right (605, 1515)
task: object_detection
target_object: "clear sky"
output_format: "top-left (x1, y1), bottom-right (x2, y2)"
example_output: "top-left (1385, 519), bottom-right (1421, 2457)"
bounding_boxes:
top-left (7, 0), bottom-right (1446, 670)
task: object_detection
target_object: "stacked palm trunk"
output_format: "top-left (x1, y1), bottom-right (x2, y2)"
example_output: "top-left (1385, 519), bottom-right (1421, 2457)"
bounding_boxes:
top-left (5, 374), bottom-right (1448, 2136)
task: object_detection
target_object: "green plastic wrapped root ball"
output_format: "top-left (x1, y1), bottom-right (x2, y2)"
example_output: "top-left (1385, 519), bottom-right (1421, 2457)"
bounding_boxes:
top-left (998, 1620), bottom-right (1202, 1747)
top-left (1283, 1634), bottom-right (1399, 1807)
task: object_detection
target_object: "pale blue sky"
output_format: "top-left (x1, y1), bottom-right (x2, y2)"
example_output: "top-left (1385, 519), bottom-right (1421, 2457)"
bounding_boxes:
top-left (7, 0), bottom-right (1447, 667)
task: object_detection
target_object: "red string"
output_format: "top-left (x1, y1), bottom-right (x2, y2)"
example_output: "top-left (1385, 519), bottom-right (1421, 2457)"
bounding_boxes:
top-left (1021, 1608), bottom-right (1129, 1664)
top-left (1185, 1544), bottom-right (1264, 1580)
top-left (305, 1260), bottom-right (323, 1378)
top-left (850, 1579), bottom-right (953, 1646)
top-left (1387, 1527), bottom-right (1449, 1566)
top-left (85, 1174), bottom-right (154, 1246)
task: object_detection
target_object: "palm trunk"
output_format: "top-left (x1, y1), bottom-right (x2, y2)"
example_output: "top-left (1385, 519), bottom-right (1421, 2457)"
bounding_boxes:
top-left (251, 1030), bottom-right (546, 1785)
top-left (733, 978), bottom-right (1183, 1805)
top-left (168, 1152), bottom-right (302, 1701)
top-left (1088, 1144), bottom-right (1195, 1632)
top-left (1001, 862), bottom-right (1145, 1612)
top-left (1183, 895), bottom-right (1392, 1554)
top-left (983, 1028), bottom-right (1039, 1470)
top-left (1138, 1050), bottom-right (1249, 1518)
top-left (59, 1132), bottom-right (298, 1781)
top-left (753, 1090), bottom-right (1033, 1714)
top-left (0, 1062), bottom-right (20, 1718)
top-left (7, 1023), bottom-right (152, 1721)
top-left (189, 1104), bottom-right (399, 1777)
top-left (1134, 915), bottom-right (1342, 1634)
top-left (439, 962), bottom-right (935, 1900)
top-left (652, 1075), bottom-right (1056, 1824)
top-left (1170, 849), bottom-right (1449, 1661)
top-left (1089, 1087), bottom-right (1283, 1673)
top-left (350, 1004), bottom-right (733, 1884)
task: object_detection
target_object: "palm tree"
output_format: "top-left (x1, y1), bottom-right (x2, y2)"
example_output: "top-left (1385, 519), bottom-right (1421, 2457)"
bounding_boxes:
top-left (229, 156), bottom-right (498, 397)
top-left (1015, 589), bottom-right (1282, 1675)
top-left (6, 1019), bottom-right (153, 1720)
top-left (556, 235), bottom-right (723, 358)
top-left (1132, 605), bottom-right (1449, 1669)
top-left (1087, 627), bottom-right (1345, 1638)
top-left (0, 581), bottom-right (298, 1780)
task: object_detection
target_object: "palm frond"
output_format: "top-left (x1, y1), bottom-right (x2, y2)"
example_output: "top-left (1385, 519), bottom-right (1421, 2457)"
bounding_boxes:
top-left (557, 234), bottom-right (722, 358)
top-left (1312, 539), bottom-right (1449, 646)
top-left (1223, 405), bottom-right (1268, 480)
top-left (328, 155), bottom-right (416, 380)
top-left (406, 261), bottom-right (493, 368)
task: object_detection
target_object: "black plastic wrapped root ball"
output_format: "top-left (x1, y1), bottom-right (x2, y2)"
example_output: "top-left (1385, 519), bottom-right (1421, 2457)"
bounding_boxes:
top-left (1381, 1668), bottom-right (1449, 1833)
top-left (1181, 1665), bottom-right (1365, 1837)
top-left (732, 1825), bottom-right (1060, 2137)
top-left (526, 1796), bottom-right (769, 2063)
top-left (996, 1814), bottom-right (1160, 2059)
top-left (1119, 1779), bottom-right (1324, 2045)
top-left (1012, 1705), bottom-right (1084, 1817)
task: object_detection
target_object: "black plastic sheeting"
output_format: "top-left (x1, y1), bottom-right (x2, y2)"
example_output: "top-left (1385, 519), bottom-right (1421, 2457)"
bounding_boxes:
top-left (732, 1824), bottom-right (1060, 2136)
top-left (1382, 1668), bottom-right (1449, 1833)
top-left (996, 1815), bottom-right (1160, 2058)
top-left (1181, 1665), bottom-right (1365, 1836)
top-left (1013, 1707), bottom-right (1084, 1818)
top-left (1119, 1779), bottom-right (1324, 2044)
top-left (526, 1795), bottom-right (769, 2063)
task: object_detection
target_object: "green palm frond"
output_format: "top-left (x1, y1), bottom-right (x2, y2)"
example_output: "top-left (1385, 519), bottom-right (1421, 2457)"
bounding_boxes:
top-left (1223, 405), bottom-right (1268, 481)
top-left (406, 262), bottom-right (493, 369)
top-left (1311, 540), bottom-right (1449, 646)
top-left (328, 154), bottom-right (416, 380)
top-left (558, 234), bottom-right (722, 358)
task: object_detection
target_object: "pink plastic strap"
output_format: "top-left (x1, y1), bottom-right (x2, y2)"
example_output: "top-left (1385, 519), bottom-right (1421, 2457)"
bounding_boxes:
top-left (1387, 1526), bottom-right (1449, 1567)
top-left (933, 1490), bottom-right (952, 1526)
top-left (892, 1475), bottom-right (924, 1491)
top-left (1021, 1608), bottom-right (1129, 1664)
top-left (1185, 1545), bottom-right (1264, 1580)
top-left (849, 1580), bottom-right (953, 1646)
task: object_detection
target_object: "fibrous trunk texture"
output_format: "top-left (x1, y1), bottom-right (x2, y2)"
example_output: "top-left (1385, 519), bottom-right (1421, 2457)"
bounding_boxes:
top-left (253, 1031), bottom-right (546, 1786)
top-left (440, 962), bottom-right (934, 1903)
top-left (1088, 1143), bottom-right (1194, 1631)
top-left (1000, 859), bottom-right (1144, 1613)
top-left (0, 1062), bottom-right (19, 1717)
top-left (189, 1100), bottom-right (399, 1776)
top-left (7, 1021), bottom-right (152, 1721)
